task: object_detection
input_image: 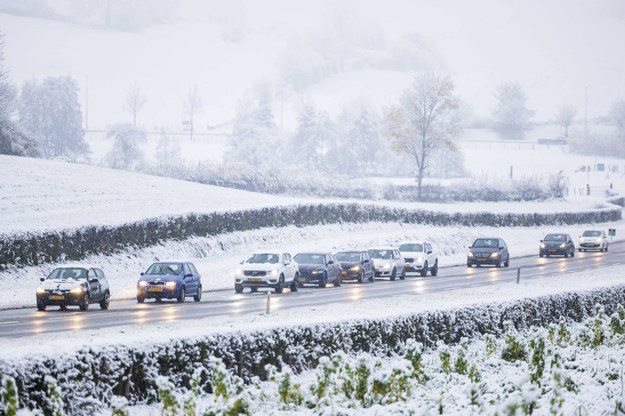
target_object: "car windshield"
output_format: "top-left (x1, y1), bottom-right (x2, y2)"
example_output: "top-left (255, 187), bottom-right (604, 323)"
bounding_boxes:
top-left (47, 267), bottom-right (88, 280)
top-left (369, 250), bottom-right (391, 259)
top-left (335, 252), bottom-right (361, 262)
top-left (399, 243), bottom-right (423, 252)
top-left (582, 230), bottom-right (601, 237)
top-left (544, 234), bottom-right (565, 242)
top-left (145, 263), bottom-right (182, 275)
top-left (294, 253), bottom-right (325, 264)
top-left (246, 253), bottom-right (279, 264)
top-left (473, 239), bottom-right (497, 248)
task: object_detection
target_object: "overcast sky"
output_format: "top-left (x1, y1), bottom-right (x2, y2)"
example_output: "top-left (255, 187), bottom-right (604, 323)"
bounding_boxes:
top-left (1, 0), bottom-right (624, 129)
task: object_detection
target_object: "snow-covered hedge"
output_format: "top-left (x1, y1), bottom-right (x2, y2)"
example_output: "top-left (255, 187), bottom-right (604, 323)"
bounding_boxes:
top-left (1, 285), bottom-right (625, 414)
top-left (0, 202), bottom-right (620, 268)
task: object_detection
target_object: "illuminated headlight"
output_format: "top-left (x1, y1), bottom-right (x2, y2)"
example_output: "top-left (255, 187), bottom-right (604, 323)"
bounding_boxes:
top-left (559, 243), bottom-right (566, 248)
top-left (267, 269), bottom-right (279, 276)
top-left (490, 252), bottom-right (500, 258)
top-left (415, 256), bottom-right (424, 264)
top-left (350, 265), bottom-right (361, 272)
top-left (311, 270), bottom-right (323, 275)
top-left (540, 243), bottom-right (546, 249)
top-left (165, 281), bottom-right (177, 287)
top-left (596, 238), bottom-right (602, 243)
top-left (383, 263), bottom-right (391, 269)
top-left (36, 287), bottom-right (46, 294)
top-left (467, 252), bottom-right (474, 258)
top-left (70, 287), bottom-right (84, 294)
top-left (138, 281), bottom-right (148, 287)
top-left (235, 269), bottom-right (244, 277)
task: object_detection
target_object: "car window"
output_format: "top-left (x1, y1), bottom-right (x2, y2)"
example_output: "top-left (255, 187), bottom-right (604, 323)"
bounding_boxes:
top-left (369, 250), bottom-right (391, 259)
top-left (473, 239), bottom-right (496, 248)
top-left (583, 230), bottom-right (601, 237)
top-left (188, 263), bottom-right (199, 275)
top-left (246, 253), bottom-right (278, 264)
top-left (294, 253), bottom-right (325, 264)
top-left (399, 243), bottom-right (423, 252)
top-left (95, 269), bottom-right (105, 279)
top-left (88, 268), bottom-right (98, 279)
top-left (544, 234), bottom-right (564, 241)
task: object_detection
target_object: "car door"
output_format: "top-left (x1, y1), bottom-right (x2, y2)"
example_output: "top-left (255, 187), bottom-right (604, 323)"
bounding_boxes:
top-left (394, 249), bottom-right (404, 270)
top-left (362, 252), bottom-right (373, 276)
top-left (189, 263), bottom-right (201, 291)
top-left (283, 253), bottom-right (295, 283)
top-left (184, 263), bottom-right (198, 295)
top-left (327, 253), bottom-right (340, 281)
top-left (87, 268), bottom-right (102, 301)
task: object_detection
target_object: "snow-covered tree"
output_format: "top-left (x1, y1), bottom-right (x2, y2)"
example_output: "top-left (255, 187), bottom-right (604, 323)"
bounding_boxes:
top-left (225, 88), bottom-right (279, 166)
top-left (18, 76), bottom-right (87, 158)
top-left (555, 104), bottom-right (576, 138)
top-left (154, 128), bottom-right (182, 170)
top-left (383, 73), bottom-right (462, 197)
top-left (290, 102), bottom-right (323, 169)
top-left (491, 81), bottom-right (534, 140)
top-left (0, 32), bottom-right (16, 121)
top-left (610, 99), bottom-right (625, 138)
top-left (105, 122), bottom-right (145, 170)
top-left (182, 84), bottom-right (203, 141)
top-left (332, 104), bottom-right (381, 176)
top-left (125, 83), bottom-right (146, 126)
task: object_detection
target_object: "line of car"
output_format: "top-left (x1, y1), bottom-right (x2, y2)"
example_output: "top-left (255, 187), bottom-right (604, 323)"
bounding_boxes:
top-left (34, 229), bottom-right (611, 311)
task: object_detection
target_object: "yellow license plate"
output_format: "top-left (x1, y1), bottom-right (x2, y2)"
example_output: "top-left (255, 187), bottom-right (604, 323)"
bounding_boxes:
top-left (249, 277), bottom-right (262, 282)
top-left (148, 287), bottom-right (163, 292)
top-left (50, 295), bottom-right (64, 300)
top-left (341, 271), bottom-right (347, 276)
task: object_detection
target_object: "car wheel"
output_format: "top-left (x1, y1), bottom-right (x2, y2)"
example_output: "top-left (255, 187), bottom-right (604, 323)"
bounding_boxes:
top-left (275, 276), bottom-right (284, 294)
top-left (368, 270), bottom-right (375, 282)
top-left (420, 262), bottom-right (428, 277)
top-left (137, 295), bottom-right (145, 303)
top-left (333, 274), bottom-right (341, 287)
top-left (234, 284), bottom-right (243, 294)
top-left (357, 271), bottom-right (363, 283)
top-left (400, 268), bottom-right (406, 280)
top-left (564, 251), bottom-right (568, 258)
top-left (79, 295), bottom-right (89, 311)
top-left (177, 287), bottom-right (186, 303)
top-left (319, 273), bottom-right (327, 288)
top-left (99, 291), bottom-right (110, 310)
top-left (504, 259), bottom-right (509, 267)
top-left (606, 245), bottom-right (609, 252)
top-left (495, 261), bottom-right (501, 268)
top-left (390, 268), bottom-right (396, 281)
top-left (571, 249), bottom-right (575, 257)
top-left (290, 275), bottom-right (298, 292)
top-left (578, 248), bottom-right (582, 252)
top-left (37, 300), bottom-right (46, 311)
top-left (193, 285), bottom-right (202, 302)
top-left (251, 287), bottom-right (259, 293)
top-left (431, 261), bottom-right (438, 277)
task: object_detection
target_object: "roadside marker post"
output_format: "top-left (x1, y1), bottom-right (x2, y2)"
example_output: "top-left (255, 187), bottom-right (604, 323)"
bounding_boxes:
top-left (266, 291), bottom-right (271, 315)
top-left (516, 267), bottom-right (521, 284)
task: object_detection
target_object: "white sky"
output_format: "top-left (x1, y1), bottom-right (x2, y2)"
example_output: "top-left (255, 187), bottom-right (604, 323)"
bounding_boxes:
top-left (1, 0), bottom-right (624, 129)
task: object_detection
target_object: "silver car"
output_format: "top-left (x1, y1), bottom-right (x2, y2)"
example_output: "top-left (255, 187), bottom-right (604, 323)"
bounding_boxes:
top-left (578, 230), bottom-right (609, 252)
top-left (368, 247), bottom-right (405, 281)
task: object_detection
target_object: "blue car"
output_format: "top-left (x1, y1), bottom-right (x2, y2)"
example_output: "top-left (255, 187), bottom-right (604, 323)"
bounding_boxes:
top-left (137, 261), bottom-right (202, 303)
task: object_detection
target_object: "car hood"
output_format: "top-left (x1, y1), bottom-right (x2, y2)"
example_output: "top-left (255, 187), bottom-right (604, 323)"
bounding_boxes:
top-left (339, 261), bottom-right (360, 268)
top-left (39, 278), bottom-right (86, 291)
top-left (579, 236), bottom-right (601, 242)
top-left (542, 241), bottom-right (565, 247)
top-left (139, 273), bottom-right (180, 282)
top-left (469, 247), bottom-right (499, 255)
top-left (239, 263), bottom-right (280, 272)
top-left (401, 251), bottom-right (424, 258)
top-left (297, 263), bottom-right (325, 273)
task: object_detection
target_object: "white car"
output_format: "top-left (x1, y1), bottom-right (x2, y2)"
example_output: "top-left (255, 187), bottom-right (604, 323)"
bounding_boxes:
top-left (399, 241), bottom-right (438, 277)
top-left (578, 230), bottom-right (609, 252)
top-left (368, 247), bottom-right (405, 281)
top-left (234, 252), bottom-right (299, 294)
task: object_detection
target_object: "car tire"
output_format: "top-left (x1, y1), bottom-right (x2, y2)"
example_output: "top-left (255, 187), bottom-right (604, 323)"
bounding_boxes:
top-left (333, 274), bottom-right (341, 287)
top-left (177, 287), bottom-right (186, 303)
top-left (275, 276), bottom-right (284, 294)
top-left (234, 284), bottom-right (243, 294)
top-left (420, 262), bottom-right (428, 277)
top-left (504, 259), bottom-right (509, 267)
top-left (193, 285), bottom-right (202, 302)
top-left (368, 271), bottom-right (375, 282)
top-left (137, 295), bottom-right (145, 303)
top-left (578, 248), bottom-right (582, 252)
top-left (431, 261), bottom-right (438, 276)
top-left (564, 251), bottom-right (568, 258)
top-left (37, 300), bottom-right (46, 311)
top-left (357, 272), bottom-right (363, 283)
top-left (390, 268), bottom-right (396, 281)
top-left (495, 261), bottom-right (501, 268)
top-left (571, 250), bottom-right (575, 257)
top-left (319, 273), bottom-right (327, 288)
top-left (606, 245), bottom-right (609, 252)
top-left (99, 291), bottom-right (110, 310)
top-left (79, 295), bottom-right (89, 311)
top-left (251, 287), bottom-right (259, 293)
top-left (400, 268), bottom-right (406, 280)
top-left (290, 276), bottom-right (298, 292)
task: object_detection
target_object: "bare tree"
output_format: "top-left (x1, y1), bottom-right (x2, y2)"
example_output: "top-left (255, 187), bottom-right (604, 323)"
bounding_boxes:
top-left (183, 84), bottom-right (203, 140)
top-left (382, 73), bottom-right (462, 198)
top-left (125, 83), bottom-right (146, 126)
top-left (610, 99), bottom-right (625, 138)
top-left (555, 104), bottom-right (577, 138)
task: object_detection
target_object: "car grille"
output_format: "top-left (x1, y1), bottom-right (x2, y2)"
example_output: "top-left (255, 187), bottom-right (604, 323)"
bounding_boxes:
top-left (243, 270), bottom-right (267, 277)
top-left (404, 257), bottom-right (414, 263)
top-left (147, 281), bottom-right (166, 285)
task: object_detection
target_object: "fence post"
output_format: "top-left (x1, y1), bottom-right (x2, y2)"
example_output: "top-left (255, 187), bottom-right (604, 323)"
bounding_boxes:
top-left (516, 267), bottom-right (521, 284)
top-left (266, 291), bottom-right (271, 315)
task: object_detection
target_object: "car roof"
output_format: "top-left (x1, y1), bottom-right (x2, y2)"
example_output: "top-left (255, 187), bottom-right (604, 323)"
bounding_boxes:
top-left (53, 264), bottom-right (102, 270)
top-left (368, 247), bottom-right (397, 250)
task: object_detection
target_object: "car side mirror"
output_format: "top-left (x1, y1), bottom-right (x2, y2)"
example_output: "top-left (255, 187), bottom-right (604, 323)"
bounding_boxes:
top-left (239, 260), bottom-right (244, 265)
top-left (427, 250), bottom-right (432, 254)
top-left (284, 261), bottom-right (290, 266)
top-left (184, 273), bottom-right (193, 278)
top-left (540, 240), bottom-right (543, 243)
top-left (468, 246), bottom-right (472, 249)
top-left (364, 259), bottom-right (369, 263)
top-left (328, 260), bottom-right (334, 265)
top-left (40, 277), bottom-right (45, 282)
top-left (89, 278), bottom-right (98, 284)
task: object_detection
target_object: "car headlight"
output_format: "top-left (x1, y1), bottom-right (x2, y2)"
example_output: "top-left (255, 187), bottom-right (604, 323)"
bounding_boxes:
top-left (165, 281), bottom-right (177, 287)
top-left (490, 252), bottom-right (500, 258)
top-left (467, 252), bottom-right (474, 258)
top-left (350, 265), bottom-right (360, 272)
top-left (540, 243), bottom-right (546, 249)
top-left (559, 243), bottom-right (566, 248)
top-left (383, 263), bottom-right (391, 269)
top-left (416, 256), bottom-right (424, 263)
top-left (596, 238), bottom-right (602, 243)
top-left (36, 287), bottom-right (46, 294)
top-left (138, 281), bottom-right (148, 287)
top-left (70, 287), bottom-right (84, 294)
top-left (311, 269), bottom-right (323, 275)
top-left (267, 269), bottom-right (279, 276)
